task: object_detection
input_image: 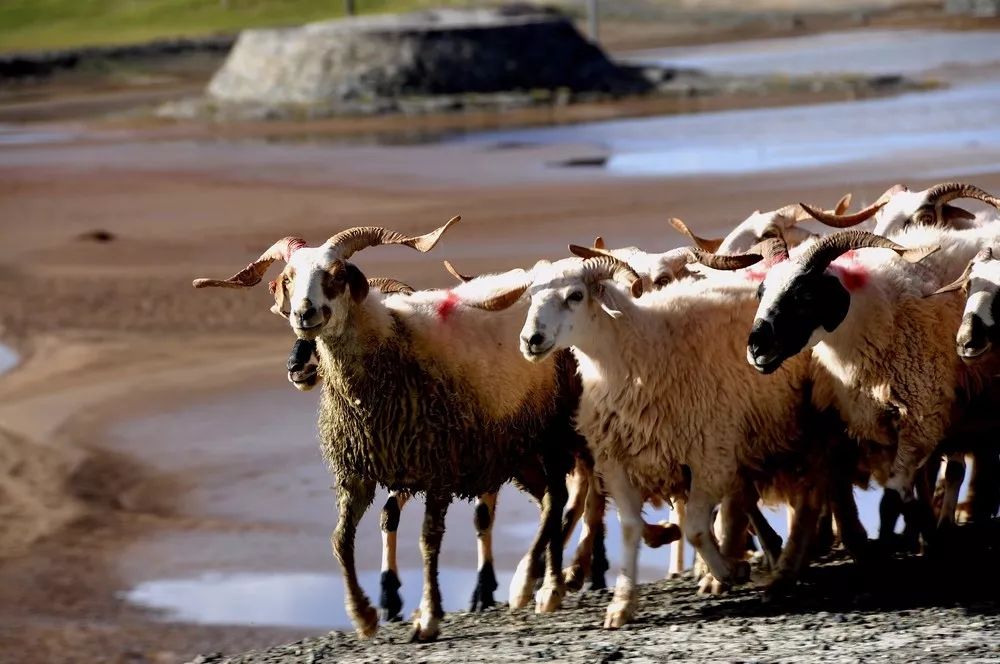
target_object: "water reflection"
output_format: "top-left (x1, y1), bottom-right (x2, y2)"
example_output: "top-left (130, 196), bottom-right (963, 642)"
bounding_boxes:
top-left (0, 343), bottom-right (18, 375)
top-left (125, 566), bottom-right (514, 629)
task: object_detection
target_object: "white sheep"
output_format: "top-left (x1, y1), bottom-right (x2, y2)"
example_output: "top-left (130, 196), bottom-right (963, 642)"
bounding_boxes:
top-left (464, 249), bottom-right (846, 627)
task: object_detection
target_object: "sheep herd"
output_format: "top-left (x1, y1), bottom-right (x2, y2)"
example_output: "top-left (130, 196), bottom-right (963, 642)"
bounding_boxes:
top-left (194, 181), bottom-right (1000, 643)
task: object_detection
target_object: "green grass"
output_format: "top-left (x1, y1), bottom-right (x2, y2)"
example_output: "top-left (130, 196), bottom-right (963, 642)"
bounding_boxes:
top-left (0, 0), bottom-right (501, 53)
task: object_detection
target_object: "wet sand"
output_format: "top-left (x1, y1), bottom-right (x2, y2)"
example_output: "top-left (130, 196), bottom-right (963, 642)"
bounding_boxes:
top-left (2, 23), bottom-right (1000, 664)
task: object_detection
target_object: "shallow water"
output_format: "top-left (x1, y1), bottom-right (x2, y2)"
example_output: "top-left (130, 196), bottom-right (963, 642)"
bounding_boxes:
top-left (627, 29), bottom-right (1000, 76)
top-left (0, 344), bottom-right (17, 375)
top-left (454, 79), bottom-right (1000, 179)
top-left (125, 566), bottom-right (516, 629)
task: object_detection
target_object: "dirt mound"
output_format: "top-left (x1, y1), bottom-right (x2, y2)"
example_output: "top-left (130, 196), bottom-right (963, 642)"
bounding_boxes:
top-left (207, 7), bottom-right (649, 108)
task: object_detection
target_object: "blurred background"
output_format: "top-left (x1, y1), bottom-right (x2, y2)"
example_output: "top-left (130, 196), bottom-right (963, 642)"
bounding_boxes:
top-left (1, 1), bottom-right (999, 662)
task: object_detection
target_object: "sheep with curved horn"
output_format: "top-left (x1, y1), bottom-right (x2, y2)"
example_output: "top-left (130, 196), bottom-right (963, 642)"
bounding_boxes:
top-left (668, 193), bottom-right (853, 255)
top-left (463, 247), bottom-right (864, 626)
top-left (195, 216), bottom-right (586, 642)
top-left (745, 226), bottom-right (1000, 545)
top-left (801, 181), bottom-right (1000, 235)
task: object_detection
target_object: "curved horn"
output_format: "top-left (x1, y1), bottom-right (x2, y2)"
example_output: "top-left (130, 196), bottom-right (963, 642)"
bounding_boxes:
top-left (668, 217), bottom-right (723, 252)
top-left (683, 247), bottom-right (763, 271)
top-left (463, 275), bottom-right (531, 312)
top-left (789, 192), bottom-right (852, 222)
top-left (193, 236), bottom-right (305, 289)
top-left (929, 247), bottom-right (994, 296)
top-left (326, 215), bottom-right (461, 261)
top-left (926, 182), bottom-right (1000, 214)
top-left (442, 260), bottom-right (476, 283)
top-left (580, 256), bottom-right (643, 298)
top-left (367, 277), bottom-right (414, 294)
top-left (569, 243), bottom-right (615, 260)
top-left (800, 200), bottom-right (886, 229)
top-left (800, 230), bottom-right (939, 275)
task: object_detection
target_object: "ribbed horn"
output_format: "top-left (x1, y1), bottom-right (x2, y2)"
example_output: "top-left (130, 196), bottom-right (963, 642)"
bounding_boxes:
top-left (800, 230), bottom-right (938, 275)
top-left (580, 256), bottom-right (643, 298)
top-left (327, 215), bottom-right (461, 261)
top-left (442, 260), bottom-right (476, 283)
top-left (926, 182), bottom-right (1000, 215)
top-left (668, 217), bottom-right (722, 252)
top-left (193, 236), bottom-right (306, 289)
top-left (367, 277), bottom-right (414, 294)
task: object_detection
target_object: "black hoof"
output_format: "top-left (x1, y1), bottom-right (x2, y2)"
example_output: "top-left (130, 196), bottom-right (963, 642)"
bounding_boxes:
top-left (589, 530), bottom-right (609, 591)
top-left (469, 561), bottom-right (498, 612)
top-left (379, 570), bottom-right (403, 622)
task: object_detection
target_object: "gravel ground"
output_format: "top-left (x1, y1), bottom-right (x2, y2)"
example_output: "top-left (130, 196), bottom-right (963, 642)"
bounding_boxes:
top-left (202, 530), bottom-right (999, 664)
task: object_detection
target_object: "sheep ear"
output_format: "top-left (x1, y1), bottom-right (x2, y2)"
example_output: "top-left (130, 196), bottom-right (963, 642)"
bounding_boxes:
top-left (593, 284), bottom-right (625, 320)
top-left (942, 204), bottom-right (976, 223)
top-left (269, 277), bottom-right (291, 318)
top-left (345, 264), bottom-right (370, 303)
top-left (594, 236), bottom-right (606, 249)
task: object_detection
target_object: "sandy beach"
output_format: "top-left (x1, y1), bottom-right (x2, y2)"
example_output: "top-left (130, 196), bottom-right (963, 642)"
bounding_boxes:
top-left (3, 15), bottom-right (1000, 664)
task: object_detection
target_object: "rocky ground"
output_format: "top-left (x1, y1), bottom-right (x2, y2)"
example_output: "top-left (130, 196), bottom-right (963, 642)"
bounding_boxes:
top-left (204, 536), bottom-right (1000, 664)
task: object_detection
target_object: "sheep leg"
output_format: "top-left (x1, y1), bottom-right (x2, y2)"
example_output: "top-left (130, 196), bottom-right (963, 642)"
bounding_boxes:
top-left (747, 503), bottom-right (782, 572)
top-left (379, 491), bottom-right (410, 621)
top-left (469, 492), bottom-right (499, 612)
top-left (967, 450), bottom-right (1000, 522)
top-left (668, 500), bottom-right (687, 578)
top-left (830, 478), bottom-right (870, 561)
top-left (564, 470), bottom-right (609, 592)
top-left (767, 485), bottom-right (822, 598)
top-left (332, 477), bottom-right (378, 639)
top-left (602, 461), bottom-right (643, 629)
top-left (409, 493), bottom-right (449, 643)
top-left (685, 484), bottom-right (750, 589)
top-left (562, 459), bottom-right (597, 591)
top-left (699, 491), bottom-right (750, 595)
top-left (535, 453), bottom-right (569, 614)
top-left (936, 453), bottom-right (966, 529)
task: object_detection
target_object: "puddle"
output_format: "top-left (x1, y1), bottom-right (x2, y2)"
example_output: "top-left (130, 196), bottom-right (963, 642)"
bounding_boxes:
top-left (0, 123), bottom-right (77, 146)
top-left (456, 79), bottom-right (1000, 179)
top-left (125, 566), bottom-right (515, 629)
top-left (626, 29), bottom-right (1000, 77)
top-left (0, 343), bottom-right (18, 375)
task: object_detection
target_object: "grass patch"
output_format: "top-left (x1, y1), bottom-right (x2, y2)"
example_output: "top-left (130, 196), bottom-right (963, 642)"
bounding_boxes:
top-left (0, 0), bottom-right (502, 53)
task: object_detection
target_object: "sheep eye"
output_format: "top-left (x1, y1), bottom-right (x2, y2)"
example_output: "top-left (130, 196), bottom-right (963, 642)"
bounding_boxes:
top-left (654, 275), bottom-right (673, 287)
top-left (566, 290), bottom-right (584, 303)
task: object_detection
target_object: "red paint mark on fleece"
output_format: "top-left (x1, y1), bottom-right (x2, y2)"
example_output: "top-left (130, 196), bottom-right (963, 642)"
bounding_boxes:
top-left (744, 269), bottom-right (768, 283)
top-left (436, 290), bottom-right (461, 321)
top-left (829, 252), bottom-right (869, 292)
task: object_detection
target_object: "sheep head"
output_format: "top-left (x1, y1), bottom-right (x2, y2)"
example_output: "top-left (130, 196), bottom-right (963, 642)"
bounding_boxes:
top-left (930, 246), bottom-right (1000, 363)
top-left (748, 230), bottom-right (938, 374)
top-left (692, 193), bottom-right (852, 255)
top-left (801, 182), bottom-right (999, 235)
top-left (192, 216), bottom-right (460, 340)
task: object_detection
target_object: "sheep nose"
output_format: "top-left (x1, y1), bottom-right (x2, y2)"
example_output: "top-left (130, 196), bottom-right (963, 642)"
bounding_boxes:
top-left (748, 320), bottom-right (775, 357)
top-left (522, 332), bottom-right (546, 351)
top-left (296, 306), bottom-right (317, 322)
